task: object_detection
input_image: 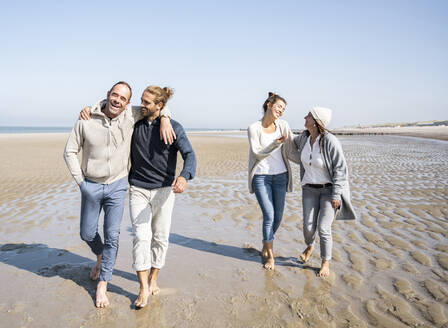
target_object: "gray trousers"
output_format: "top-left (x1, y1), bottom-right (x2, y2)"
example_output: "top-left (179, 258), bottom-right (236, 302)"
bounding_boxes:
top-left (302, 185), bottom-right (334, 261)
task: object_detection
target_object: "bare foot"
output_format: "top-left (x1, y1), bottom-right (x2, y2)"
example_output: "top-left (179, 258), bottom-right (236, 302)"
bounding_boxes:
top-left (146, 267), bottom-right (161, 295)
top-left (96, 281), bottom-right (109, 308)
top-left (90, 254), bottom-right (102, 280)
top-left (318, 260), bottom-right (330, 278)
top-left (261, 245), bottom-right (268, 264)
top-left (149, 278), bottom-right (160, 295)
top-left (299, 245), bottom-right (314, 263)
top-left (134, 287), bottom-right (150, 308)
top-left (264, 257), bottom-right (275, 270)
top-left (263, 244), bottom-right (275, 270)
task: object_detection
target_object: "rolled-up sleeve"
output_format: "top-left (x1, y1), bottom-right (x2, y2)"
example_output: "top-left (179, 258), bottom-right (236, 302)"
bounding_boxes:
top-left (282, 122), bottom-right (300, 164)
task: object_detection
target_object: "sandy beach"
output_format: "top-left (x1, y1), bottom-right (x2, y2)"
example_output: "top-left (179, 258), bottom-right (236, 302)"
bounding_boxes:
top-left (1, 132), bottom-right (447, 327)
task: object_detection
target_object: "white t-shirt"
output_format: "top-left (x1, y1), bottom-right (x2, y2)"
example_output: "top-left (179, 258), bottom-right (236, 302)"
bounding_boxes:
top-left (300, 135), bottom-right (332, 185)
top-left (255, 126), bottom-right (287, 175)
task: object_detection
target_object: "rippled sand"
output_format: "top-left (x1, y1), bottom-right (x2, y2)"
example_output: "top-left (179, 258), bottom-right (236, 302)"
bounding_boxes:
top-left (0, 133), bottom-right (447, 327)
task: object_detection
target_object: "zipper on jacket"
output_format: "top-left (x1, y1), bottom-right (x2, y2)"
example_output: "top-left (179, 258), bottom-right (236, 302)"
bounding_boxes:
top-left (105, 117), bottom-right (112, 181)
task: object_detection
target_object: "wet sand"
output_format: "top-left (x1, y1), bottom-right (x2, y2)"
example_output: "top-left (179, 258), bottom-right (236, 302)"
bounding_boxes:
top-left (0, 132), bottom-right (447, 327)
top-left (333, 125), bottom-right (448, 141)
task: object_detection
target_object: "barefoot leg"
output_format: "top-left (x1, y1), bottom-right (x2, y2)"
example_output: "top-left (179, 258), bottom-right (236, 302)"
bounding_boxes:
top-left (261, 242), bottom-right (269, 264)
top-left (299, 245), bottom-right (314, 263)
top-left (318, 260), bottom-right (330, 278)
top-left (90, 254), bottom-right (102, 280)
top-left (263, 242), bottom-right (275, 270)
top-left (134, 270), bottom-right (150, 308)
top-left (148, 268), bottom-right (160, 295)
top-left (96, 280), bottom-right (109, 308)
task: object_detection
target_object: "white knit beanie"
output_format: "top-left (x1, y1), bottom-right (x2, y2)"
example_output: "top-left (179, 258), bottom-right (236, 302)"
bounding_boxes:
top-left (310, 107), bottom-right (332, 128)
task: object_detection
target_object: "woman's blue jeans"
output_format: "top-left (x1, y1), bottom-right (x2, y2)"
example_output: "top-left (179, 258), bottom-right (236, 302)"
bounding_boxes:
top-left (252, 172), bottom-right (287, 242)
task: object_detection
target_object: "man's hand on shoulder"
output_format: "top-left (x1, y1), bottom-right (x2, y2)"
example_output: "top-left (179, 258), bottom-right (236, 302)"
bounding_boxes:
top-left (160, 116), bottom-right (176, 145)
top-left (79, 107), bottom-right (92, 120)
top-left (172, 176), bottom-right (187, 193)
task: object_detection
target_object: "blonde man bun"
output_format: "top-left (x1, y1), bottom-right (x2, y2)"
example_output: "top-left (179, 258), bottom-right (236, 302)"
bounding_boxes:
top-left (143, 86), bottom-right (174, 109)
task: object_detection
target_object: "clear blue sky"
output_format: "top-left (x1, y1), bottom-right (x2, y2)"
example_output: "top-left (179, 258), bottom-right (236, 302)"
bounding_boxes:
top-left (1, 0), bottom-right (447, 129)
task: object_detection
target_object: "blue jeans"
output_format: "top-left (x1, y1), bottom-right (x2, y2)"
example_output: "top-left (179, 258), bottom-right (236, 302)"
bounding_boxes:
top-left (252, 172), bottom-right (287, 242)
top-left (79, 177), bottom-right (128, 281)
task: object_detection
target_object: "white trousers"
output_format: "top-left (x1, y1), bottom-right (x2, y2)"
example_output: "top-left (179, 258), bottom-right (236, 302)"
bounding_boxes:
top-left (129, 185), bottom-right (175, 271)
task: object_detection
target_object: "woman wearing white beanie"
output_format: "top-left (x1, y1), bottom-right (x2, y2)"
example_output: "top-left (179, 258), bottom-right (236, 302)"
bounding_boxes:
top-left (294, 107), bottom-right (356, 277)
top-left (247, 92), bottom-right (300, 270)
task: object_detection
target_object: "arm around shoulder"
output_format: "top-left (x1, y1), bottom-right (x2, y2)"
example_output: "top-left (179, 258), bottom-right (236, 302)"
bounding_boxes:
top-left (159, 106), bottom-right (175, 144)
top-left (160, 105), bottom-right (171, 118)
top-left (282, 121), bottom-right (300, 164)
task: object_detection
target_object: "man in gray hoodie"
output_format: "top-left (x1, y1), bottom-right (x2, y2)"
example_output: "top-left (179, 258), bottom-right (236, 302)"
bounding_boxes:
top-left (64, 81), bottom-right (172, 308)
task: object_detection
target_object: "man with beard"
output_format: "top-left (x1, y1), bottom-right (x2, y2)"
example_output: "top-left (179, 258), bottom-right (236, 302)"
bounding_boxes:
top-left (64, 81), bottom-right (173, 308)
top-left (128, 85), bottom-right (196, 308)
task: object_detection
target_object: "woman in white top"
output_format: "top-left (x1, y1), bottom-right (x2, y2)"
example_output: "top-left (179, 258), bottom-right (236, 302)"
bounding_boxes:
top-left (247, 92), bottom-right (299, 270)
top-left (294, 107), bottom-right (356, 277)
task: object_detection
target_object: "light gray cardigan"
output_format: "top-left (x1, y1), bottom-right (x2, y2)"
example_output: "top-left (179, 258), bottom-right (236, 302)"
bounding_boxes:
top-left (294, 131), bottom-right (357, 220)
top-left (247, 119), bottom-right (300, 194)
